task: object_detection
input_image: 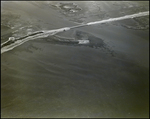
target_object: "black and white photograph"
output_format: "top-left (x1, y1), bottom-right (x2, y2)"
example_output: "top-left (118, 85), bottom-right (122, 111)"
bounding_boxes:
top-left (1, 1), bottom-right (149, 118)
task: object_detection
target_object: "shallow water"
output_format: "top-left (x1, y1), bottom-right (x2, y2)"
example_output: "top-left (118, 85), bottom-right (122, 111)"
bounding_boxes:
top-left (1, 1), bottom-right (149, 118)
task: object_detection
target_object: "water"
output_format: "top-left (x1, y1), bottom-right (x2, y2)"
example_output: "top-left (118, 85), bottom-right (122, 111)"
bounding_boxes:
top-left (1, 11), bottom-right (149, 54)
top-left (1, 1), bottom-right (149, 118)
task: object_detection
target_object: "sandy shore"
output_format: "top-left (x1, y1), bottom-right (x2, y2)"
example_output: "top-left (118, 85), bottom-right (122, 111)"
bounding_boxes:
top-left (1, 1), bottom-right (149, 118)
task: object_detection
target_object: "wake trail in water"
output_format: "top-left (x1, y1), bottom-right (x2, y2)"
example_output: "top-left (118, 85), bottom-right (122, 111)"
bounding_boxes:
top-left (1, 11), bottom-right (149, 54)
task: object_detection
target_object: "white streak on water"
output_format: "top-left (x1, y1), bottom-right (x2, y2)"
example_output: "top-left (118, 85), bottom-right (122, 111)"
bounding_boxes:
top-left (1, 11), bottom-right (149, 54)
top-left (78, 40), bottom-right (90, 44)
top-left (87, 11), bottom-right (149, 25)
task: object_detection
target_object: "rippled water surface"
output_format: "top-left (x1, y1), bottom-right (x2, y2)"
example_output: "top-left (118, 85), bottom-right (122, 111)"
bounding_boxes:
top-left (1, 1), bottom-right (149, 118)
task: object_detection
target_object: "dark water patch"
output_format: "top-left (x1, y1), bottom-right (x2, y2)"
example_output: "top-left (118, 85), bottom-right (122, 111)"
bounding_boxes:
top-left (45, 30), bottom-right (115, 57)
